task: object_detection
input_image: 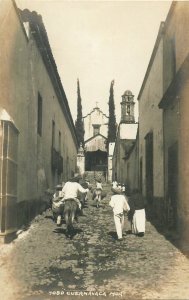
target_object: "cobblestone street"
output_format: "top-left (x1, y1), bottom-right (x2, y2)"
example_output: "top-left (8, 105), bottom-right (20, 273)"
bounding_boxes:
top-left (0, 185), bottom-right (189, 300)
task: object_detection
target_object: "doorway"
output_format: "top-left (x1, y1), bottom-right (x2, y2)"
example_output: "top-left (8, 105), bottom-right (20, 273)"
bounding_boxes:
top-left (167, 142), bottom-right (178, 228)
top-left (145, 132), bottom-right (153, 204)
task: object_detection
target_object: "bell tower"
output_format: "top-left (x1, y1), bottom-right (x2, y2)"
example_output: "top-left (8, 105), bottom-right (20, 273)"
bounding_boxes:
top-left (120, 90), bottom-right (135, 123)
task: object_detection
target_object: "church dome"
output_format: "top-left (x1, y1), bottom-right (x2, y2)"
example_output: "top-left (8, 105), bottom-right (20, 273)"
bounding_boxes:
top-left (123, 90), bottom-right (133, 96)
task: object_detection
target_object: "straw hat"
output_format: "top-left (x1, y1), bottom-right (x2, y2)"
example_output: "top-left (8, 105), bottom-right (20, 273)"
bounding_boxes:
top-left (112, 187), bottom-right (122, 194)
top-left (55, 184), bottom-right (62, 190)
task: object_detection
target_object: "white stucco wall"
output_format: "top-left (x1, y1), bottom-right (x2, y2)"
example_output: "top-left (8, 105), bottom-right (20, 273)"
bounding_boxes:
top-left (85, 135), bottom-right (107, 152)
top-left (120, 123), bottom-right (138, 140)
top-left (138, 31), bottom-right (164, 198)
top-left (83, 107), bottom-right (108, 141)
top-left (0, 0), bottom-right (77, 204)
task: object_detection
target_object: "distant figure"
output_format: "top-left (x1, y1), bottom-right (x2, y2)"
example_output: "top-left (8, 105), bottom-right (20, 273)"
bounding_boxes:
top-left (118, 183), bottom-right (122, 190)
top-left (52, 184), bottom-right (64, 224)
top-left (95, 178), bottom-right (103, 208)
top-left (79, 179), bottom-right (90, 209)
top-left (85, 180), bottom-right (90, 187)
top-left (121, 184), bottom-right (126, 194)
top-left (112, 180), bottom-right (118, 189)
top-left (111, 180), bottom-right (118, 194)
top-left (109, 187), bottom-right (130, 241)
top-left (53, 184), bottom-right (63, 200)
top-left (129, 189), bottom-right (146, 237)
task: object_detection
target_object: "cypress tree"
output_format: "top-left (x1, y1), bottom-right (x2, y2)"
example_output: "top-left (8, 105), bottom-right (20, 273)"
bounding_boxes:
top-left (107, 80), bottom-right (117, 144)
top-left (75, 79), bottom-right (85, 147)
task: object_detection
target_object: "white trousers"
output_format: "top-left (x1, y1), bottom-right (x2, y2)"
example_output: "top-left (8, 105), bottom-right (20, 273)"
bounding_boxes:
top-left (95, 189), bottom-right (102, 204)
top-left (114, 213), bottom-right (124, 239)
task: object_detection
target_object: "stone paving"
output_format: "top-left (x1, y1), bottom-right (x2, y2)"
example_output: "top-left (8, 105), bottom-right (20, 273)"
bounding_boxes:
top-left (0, 184), bottom-right (189, 300)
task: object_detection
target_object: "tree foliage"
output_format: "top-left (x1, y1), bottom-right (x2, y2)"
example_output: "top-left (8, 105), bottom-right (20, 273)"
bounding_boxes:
top-left (107, 80), bottom-right (117, 143)
top-left (75, 79), bottom-right (85, 147)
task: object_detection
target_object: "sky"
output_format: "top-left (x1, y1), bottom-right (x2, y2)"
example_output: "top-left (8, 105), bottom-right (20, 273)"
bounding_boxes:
top-left (16, 0), bottom-right (171, 122)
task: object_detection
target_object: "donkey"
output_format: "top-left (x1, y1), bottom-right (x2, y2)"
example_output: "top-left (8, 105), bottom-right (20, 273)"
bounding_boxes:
top-left (63, 199), bottom-right (78, 236)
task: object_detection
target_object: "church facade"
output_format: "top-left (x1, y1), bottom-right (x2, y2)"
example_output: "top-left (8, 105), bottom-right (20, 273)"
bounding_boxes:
top-left (81, 105), bottom-right (109, 180)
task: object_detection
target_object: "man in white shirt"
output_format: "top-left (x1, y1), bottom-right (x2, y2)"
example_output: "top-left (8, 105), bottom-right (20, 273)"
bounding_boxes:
top-left (95, 179), bottom-right (103, 208)
top-left (56, 175), bottom-right (89, 225)
top-left (62, 176), bottom-right (89, 208)
top-left (109, 188), bottom-right (130, 241)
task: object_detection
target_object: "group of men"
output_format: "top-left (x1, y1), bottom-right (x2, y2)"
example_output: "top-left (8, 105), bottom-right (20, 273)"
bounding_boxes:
top-left (51, 175), bottom-right (145, 240)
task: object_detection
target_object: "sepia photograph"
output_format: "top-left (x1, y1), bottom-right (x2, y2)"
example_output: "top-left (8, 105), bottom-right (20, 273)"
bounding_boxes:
top-left (0, 0), bottom-right (189, 299)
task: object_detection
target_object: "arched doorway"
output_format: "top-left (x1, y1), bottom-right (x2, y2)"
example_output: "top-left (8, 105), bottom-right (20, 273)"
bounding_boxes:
top-left (85, 149), bottom-right (107, 181)
top-left (85, 149), bottom-right (107, 172)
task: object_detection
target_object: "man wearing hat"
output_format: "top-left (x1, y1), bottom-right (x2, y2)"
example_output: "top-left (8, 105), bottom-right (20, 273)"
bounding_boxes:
top-left (109, 187), bottom-right (130, 241)
top-left (61, 174), bottom-right (89, 208)
top-left (52, 184), bottom-right (64, 224)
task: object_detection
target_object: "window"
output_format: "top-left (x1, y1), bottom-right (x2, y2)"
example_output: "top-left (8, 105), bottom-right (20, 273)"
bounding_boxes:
top-left (93, 124), bottom-right (100, 136)
top-left (126, 104), bottom-right (130, 115)
top-left (37, 93), bottom-right (42, 136)
top-left (145, 131), bottom-right (153, 204)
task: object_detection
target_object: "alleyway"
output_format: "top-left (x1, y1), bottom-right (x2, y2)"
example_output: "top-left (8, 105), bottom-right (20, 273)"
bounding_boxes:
top-left (0, 184), bottom-right (189, 300)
